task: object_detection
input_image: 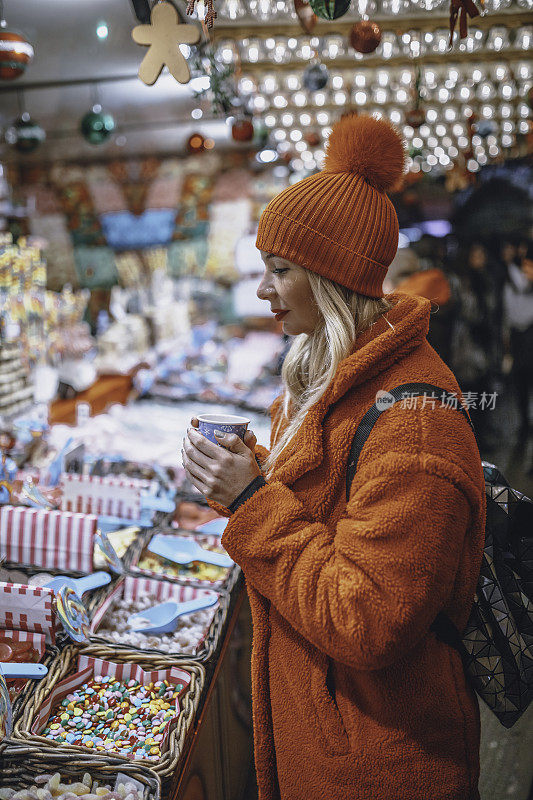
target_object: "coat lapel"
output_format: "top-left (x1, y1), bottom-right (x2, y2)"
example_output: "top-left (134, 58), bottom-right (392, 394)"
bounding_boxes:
top-left (271, 291), bottom-right (431, 486)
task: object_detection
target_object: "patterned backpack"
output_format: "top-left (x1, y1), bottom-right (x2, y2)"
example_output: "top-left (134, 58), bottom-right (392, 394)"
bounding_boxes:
top-left (346, 382), bottom-right (533, 728)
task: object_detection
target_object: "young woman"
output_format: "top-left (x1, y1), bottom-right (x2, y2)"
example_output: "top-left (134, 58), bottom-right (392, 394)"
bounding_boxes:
top-left (182, 114), bottom-right (486, 800)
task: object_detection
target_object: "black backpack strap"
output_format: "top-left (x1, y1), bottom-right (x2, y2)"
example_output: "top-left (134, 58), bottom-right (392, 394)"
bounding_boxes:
top-left (429, 612), bottom-right (469, 659)
top-left (346, 382), bottom-right (476, 503)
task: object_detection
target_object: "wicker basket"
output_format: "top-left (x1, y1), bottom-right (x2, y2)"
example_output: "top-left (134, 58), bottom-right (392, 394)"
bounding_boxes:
top-left (86, 573), bottom-right (231, 664)
top-left (10, 643), bottom-right (60, 726)
top-left (13, 644), bottom-right (204, 789)
top-left (128, 526), bottom-right (240, 594)
top-left (0, 740), bottom-right (161, 800)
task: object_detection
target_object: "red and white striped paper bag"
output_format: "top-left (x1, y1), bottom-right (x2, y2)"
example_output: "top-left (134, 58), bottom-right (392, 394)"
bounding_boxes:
top-left (90, 575), bottom-right (219, 652)
top-left (0, 629), bottom-right (46, 660)
top-left (60, 474), bottom-right (149, 519)
top-left (31, 654), bottom-right (191, 759)
top-left (0, 582), bottom-right (57, 643)
top-left (0, 505), bottom-right (97, 572)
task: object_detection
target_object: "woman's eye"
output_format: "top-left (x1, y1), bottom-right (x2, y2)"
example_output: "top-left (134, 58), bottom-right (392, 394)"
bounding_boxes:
top-left (273, 268), bottom-right (288, 275)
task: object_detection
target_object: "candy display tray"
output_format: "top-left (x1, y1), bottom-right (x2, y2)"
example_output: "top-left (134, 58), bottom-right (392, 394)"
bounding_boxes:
top-left (86, 573), bottom-right (231, 665)
top-left (0, 740), bottom-right (161, 800)
top-left (128, 527), bottom-right (240, 594)
top-left (14, 645), bottom-right (205, 788)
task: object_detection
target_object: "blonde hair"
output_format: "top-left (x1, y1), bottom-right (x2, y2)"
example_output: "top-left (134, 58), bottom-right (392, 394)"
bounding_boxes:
top-left (261, 271), bottom-right (396, 480)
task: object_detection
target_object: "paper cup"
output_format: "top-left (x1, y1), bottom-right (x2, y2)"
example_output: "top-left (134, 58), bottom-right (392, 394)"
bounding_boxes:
top-left (197, 413), bottom-right (250, 446)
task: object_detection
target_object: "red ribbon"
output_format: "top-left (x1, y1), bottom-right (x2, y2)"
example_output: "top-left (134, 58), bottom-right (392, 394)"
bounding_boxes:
top-left (449, 0), bottom-right (480, 46)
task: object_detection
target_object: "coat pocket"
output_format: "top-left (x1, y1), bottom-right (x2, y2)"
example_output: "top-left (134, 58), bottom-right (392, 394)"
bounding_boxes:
top-left (309, 651), bottom-right (351, 757)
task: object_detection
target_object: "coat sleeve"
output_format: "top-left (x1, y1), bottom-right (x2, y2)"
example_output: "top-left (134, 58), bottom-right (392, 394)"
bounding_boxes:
top-left (220, 451), bottom-right (474, 670)
top-left (204, 442), bottom-right (271, 518)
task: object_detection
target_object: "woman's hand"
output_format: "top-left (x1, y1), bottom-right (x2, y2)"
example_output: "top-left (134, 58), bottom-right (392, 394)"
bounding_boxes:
top-left (182, 418), bottom-right (262, 508)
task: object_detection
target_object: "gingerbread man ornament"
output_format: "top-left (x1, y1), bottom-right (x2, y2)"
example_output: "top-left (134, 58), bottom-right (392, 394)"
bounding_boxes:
top-left (132, 1), bottom-right (200, 86)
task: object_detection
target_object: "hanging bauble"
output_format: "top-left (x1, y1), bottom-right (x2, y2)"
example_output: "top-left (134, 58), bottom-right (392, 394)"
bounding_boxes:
top-left (294, 0), bottom-right (318, 32)
top-left (5, 115), bottom-right (46, 153)
top-left (80, 109), bottom-right (115, 145)
top-left (187, 132), bottom-right (205, 153)
top-left (308, 0), bottom-right (351, 19)
top-left (349, 20), bottom-right (382, 53)
top-left (232, 117), bottom-right (254, 142)
top-left (0, 31), bottom-right (34, 80)
top-left (304, 131), bottom-right (321, 147)
top-left (303, 63), bottom-right (329, 92)
top-left (405, 107), bottom-right (425, 128)
top-left (476, 120), bottom-right (496, 139)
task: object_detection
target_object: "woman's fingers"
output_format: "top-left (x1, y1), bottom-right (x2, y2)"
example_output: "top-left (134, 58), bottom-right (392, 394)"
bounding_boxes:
top-left (191, 417), bottom-right (199, 428)
top-left (186, 427), bottom-right (221, 460)
top-left (181, 446), bottom-right (212, 486)
top-left (243, 430), bottom-right (257, 452)
top-left (182, 436), bottom-right (215, 473)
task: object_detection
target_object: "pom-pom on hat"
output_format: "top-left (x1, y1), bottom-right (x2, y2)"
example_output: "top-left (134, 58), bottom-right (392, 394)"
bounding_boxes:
top-left (256, 112), bottom-right (406, 297)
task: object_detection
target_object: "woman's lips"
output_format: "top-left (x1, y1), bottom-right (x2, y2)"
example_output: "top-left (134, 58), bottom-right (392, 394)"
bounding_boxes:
top-left (274, 311), bottom-right (289, 321)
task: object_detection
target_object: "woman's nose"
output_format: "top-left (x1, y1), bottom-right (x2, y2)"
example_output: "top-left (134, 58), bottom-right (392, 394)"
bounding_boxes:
top-left (256, 276), bottom-right (274, 301)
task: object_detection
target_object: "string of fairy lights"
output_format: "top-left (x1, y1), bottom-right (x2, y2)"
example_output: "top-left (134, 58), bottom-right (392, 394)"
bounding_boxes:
top-left (207, 22), bottom-right (532, 174)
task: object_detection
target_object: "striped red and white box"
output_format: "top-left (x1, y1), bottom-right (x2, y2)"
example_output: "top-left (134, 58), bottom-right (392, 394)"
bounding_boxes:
top-left (0, 629), bottom-right (46, 660)
top-left (31, 655), bottom-right (192, 758)
top-left (0, 505), bottom-right (97, 572)
top-left (60, 474), bottom-right (148, 519)
top-left (90, 575), bottom-right (219, 652)
top-left (0, 582), bottom-right (56, 644)
top-left (130, 533), bottom-right (231, 589)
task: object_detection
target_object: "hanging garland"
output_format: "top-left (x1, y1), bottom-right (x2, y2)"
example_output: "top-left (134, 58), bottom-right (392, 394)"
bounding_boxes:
top-left (189, 45), bottom-right (237, 115)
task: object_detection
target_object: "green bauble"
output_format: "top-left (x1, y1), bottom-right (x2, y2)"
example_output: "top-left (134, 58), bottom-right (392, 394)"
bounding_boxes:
top-left (5, 116), bottom-right (46, 153)
top-left (80, 110), bottom-right (115, 145)
top-left (308, 0), bottom-right (351, 19)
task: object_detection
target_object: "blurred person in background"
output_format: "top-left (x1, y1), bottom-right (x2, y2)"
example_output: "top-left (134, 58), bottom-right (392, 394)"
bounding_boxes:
top-left (503, 240), bottom-right (533, 445)
top-left (450, 242), bottom-right (501, 454)
top-left (384, 246), bottom-right (458, 366)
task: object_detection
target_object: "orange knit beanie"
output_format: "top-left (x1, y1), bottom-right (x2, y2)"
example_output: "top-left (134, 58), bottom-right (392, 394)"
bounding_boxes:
top-left (256, 113), bottom-right (406, 298)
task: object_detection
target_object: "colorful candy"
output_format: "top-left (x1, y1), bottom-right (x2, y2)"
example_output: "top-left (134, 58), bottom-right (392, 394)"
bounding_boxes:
top-left (42, 676), bottom-right (183, 760)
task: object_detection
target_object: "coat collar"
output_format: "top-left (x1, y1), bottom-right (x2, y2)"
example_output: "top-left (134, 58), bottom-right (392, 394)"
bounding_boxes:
top-left (271, 290), bottom-right (431, 485)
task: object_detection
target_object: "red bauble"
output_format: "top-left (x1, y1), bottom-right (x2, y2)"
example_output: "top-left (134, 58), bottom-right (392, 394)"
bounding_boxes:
top-left (187, 133), bottom-right (205, 153)
top-left (349, 21), bottom-right (382, 54)
top-left (232, 118), bottom-right (254, 142)
top-left (405, 107), bottom-right (426, 129)
top-left (0, 31), bottom-right (34, 80)
top-left (304, 131), bottom-right (321, 147)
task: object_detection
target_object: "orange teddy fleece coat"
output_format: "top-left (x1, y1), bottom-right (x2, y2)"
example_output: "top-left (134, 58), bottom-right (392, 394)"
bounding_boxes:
top-left (207, 290), bottom-right (486, 800)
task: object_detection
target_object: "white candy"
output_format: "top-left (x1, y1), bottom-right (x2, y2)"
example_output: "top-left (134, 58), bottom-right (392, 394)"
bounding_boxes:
top-left (96, 593), bottom-right (215, 654)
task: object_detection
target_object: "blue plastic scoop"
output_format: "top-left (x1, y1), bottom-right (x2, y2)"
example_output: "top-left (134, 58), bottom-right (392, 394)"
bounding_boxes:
top-left (127, 592), bottom-right (219, 634)
top-left (147, 534), bottom-right (233, 568)
top-left (0, 663), bottom-right (48, 679)
top-left (44, 571), bottom-right (111, 595)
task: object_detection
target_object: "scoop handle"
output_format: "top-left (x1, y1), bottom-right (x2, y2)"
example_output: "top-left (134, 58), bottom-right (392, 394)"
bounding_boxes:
top-left (73, 571), bottom-right (111, 595)
top-left (0, 663), bottom-right (48, 679)
top-left (175, 595), bottom-right (218, 617)
top-left (193, 547), bottom-right (233, 568)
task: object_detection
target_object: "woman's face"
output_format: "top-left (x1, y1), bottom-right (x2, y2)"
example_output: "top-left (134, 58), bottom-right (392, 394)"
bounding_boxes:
top-left (256, 251), bottom-right (321, 335)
